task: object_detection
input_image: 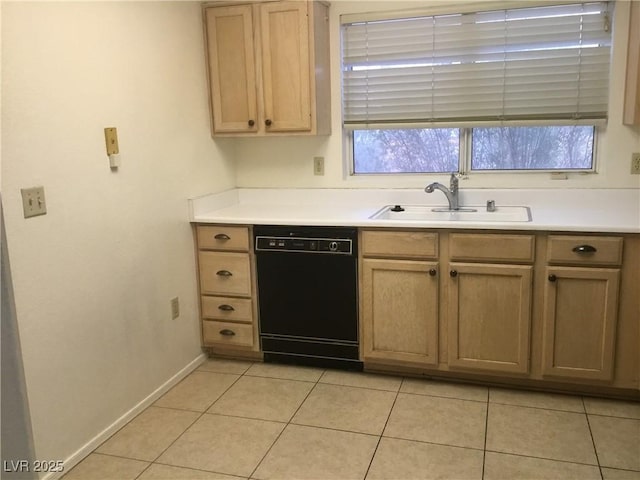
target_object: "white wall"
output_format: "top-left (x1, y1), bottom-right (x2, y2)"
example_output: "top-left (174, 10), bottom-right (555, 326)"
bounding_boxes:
top-left (1, 1), bottom-right (235, 470)
top-left (235, 0), bottom-right (640, 189)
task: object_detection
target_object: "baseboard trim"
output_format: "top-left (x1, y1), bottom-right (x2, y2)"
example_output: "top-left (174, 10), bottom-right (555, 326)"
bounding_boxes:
top-left (42, 353), bottom-right (206, 480)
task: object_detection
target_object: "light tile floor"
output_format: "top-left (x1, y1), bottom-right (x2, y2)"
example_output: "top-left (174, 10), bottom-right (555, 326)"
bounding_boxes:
top-left (63, 358), bottom-right (640, 480)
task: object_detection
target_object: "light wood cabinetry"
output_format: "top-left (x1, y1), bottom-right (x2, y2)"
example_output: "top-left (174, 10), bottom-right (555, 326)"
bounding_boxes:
top-left (541, 235), bottom-right (622, 381)
top-left (359, 228), bottom-right (638, 397)
top-left (360, 231), bottom-right (439, 366)
top-left (447, 234), bottom-right (534, 375)
top-left (203, 1), bottom-right (330, 136)
top-left (448, 263), bottom-right (533, 374)
top-left (195, 225), bottom-right (258, 354)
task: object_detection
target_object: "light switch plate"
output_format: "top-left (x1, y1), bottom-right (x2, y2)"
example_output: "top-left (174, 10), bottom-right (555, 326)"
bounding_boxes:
top-left (21, 186), bottom-right (47, 218)
top-left (104, 127), bottom-right (119, 155)
top-left (314, 156), bottom-right (325, 176)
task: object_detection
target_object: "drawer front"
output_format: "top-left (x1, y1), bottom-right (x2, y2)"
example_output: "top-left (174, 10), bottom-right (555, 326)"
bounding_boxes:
top-left (203, 320), bottom-right (254, 348)
top-left (197, 225), bottom-right (249, 251)
top-left (199, 252), bottom-right (251, 296)
top-left (449, 233), bottom-right (535, 263)
top-left (547, 236), bottom-right (623, 266)
top-left (201, 296), bottom-right (253, 323)
top-left (362, 230), bottom-right (438, 259)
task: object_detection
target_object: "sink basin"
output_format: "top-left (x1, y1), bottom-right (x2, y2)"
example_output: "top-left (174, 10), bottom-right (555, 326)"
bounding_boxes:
top-left (370, 205), bottom-right (532, 222)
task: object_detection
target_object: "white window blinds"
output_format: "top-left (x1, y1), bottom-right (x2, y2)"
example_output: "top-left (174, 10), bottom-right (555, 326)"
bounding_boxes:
top-left (342, 2), bottom-right (613, 128)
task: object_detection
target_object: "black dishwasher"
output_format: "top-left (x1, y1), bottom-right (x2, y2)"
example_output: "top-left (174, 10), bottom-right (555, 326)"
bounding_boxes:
top-left (254, 225), bottom-right (362, 370)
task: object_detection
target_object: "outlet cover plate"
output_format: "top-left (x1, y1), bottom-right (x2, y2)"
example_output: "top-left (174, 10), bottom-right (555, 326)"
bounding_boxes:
top-left (171, 297), bottom-right (180, 319)
top-left (21, 186), bottom-right (47, 218)
top-left (313, 156), bottom-right (325, 176)
top-left (631, 152), bottom-right (640, 175)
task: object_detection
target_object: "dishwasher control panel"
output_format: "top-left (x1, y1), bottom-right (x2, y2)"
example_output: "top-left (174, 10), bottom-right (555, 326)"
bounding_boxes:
top-left (255, 236), bottom-right (353, 255)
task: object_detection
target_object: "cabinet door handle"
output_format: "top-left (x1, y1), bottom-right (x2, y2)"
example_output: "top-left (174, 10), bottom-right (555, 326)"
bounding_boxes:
top-left (219, 329), bottom-right (236, 336)
top-left (214, 233), bottom-right (230, 240)
top-left (248, 119), bottom-right (255, 127)
top-left (216, 270), bottom-right (233, 277)
top-left (429, 268), bottom-right (437, 276)
top-left (572, 244), bottom-right (597, 254)
top-left (450, 270), bottom-right (458, 278)
top-left (548, 274), bottom-right (557, 282)
top-left (265, 119), bottom-right (272, 127)
top-left (218, 304), bottom-right (235, 312)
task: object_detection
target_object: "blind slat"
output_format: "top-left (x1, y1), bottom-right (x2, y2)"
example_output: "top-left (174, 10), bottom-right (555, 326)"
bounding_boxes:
top-left (342, 2), bottom-right (612, 125)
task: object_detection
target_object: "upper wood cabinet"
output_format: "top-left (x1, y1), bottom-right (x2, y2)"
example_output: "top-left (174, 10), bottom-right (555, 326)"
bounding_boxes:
top-left (203, 1), bottom-right (331, 136)
top-left (623, 1), bottom-right (640, 125)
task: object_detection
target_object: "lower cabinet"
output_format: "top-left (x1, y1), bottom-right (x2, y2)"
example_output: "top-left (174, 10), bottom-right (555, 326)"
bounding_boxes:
top-left (447, 263), bottom-right (532, 374)
top-left (541, 266), bottom-right (620, 381)
top-left (196, 224), bottom-right (258, 356)
top-left (361, 258), bottom-right (439, 366)
top-left (359, 229), bottom-right (638, 394)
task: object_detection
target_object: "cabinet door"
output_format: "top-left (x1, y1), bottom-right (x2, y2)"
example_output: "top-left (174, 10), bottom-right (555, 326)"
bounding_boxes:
top-left (448, 263), bottom-right (532, 374)
top-left (205, 5), bottom-right (258, 133)
top-left (362, 259), bottom-right (439, 366)
top-left (542, 267), bottom-right (619, 381)
top-left (260, 1), bottom-right (311, 132)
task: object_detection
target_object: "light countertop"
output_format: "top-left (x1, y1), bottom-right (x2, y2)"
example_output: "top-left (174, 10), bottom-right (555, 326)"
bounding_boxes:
top-left (189, 188), bottom-right (640, 233)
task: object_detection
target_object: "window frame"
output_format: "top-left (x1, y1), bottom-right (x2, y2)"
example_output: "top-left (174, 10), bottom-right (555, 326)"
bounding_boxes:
top-left (345, 126), bottom-right (599, 177)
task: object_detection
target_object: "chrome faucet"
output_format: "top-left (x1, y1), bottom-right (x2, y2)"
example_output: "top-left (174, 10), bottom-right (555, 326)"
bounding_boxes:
top-left (425, 173), bottom-right (460, 211)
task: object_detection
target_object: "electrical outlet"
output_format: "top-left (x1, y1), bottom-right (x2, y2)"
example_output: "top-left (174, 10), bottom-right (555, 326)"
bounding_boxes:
top-left (170, 297), bottom-right (180, 320)
top-left (21, 186), bottom-right (47, 218)
top-left (631, 152), bottom-right (640, 175)
top-left (313, 156), bottom-right (325, 176)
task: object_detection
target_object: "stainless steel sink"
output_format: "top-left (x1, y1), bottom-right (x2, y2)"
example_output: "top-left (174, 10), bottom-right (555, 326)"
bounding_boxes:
top-left (370, 205), bottom-right (532, 222)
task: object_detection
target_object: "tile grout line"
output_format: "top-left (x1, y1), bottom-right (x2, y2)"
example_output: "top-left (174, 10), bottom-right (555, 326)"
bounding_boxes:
top-left (247, 366), bottom-right (328, 480)
top-left (481, 387), bottom-right (491, 480)
top-left (399, 389), bottom-right (489, 404)
top-left (582, 396), bottom-right (604, 480)
top-left (482, 448), bottom-right (603, 469)
top-left (362, 376), bottom-right (404, 480)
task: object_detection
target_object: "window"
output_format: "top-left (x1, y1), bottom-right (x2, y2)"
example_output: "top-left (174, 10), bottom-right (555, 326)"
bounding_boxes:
top-left (342, 2), bottom-right (613, 174)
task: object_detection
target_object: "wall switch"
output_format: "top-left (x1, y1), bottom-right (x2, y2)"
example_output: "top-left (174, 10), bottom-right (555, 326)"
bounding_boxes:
top-left (104, 127), bottom-right (119, 155)
top-left (313, 156), bottom-right (325, 176)
top-left (21, 186), bottom-right (47, 218)
top-left (170, 297), bottom-right (180, 320)
top-left (631, 153), bottom-right (640, 174)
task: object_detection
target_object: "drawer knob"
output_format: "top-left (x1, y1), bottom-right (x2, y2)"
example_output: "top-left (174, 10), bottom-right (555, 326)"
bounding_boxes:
top-left (219, 329), bottom-right (236, 336)
top-left (429, 268), bottom-right (437, 276)
top-left (548, 274), bottom-right (557, 282)
top-left (216, 270), bottom-right (233, 277)
top-left (218, 304), bottom-right (235, 312)
top-left (450, 270), bottom-right (458, 278)
top-left (572, 244), bottom-right (597, 254)
top-left (248, 119), bottom-right (255, 127)
top-left (214, 233), bottom-right (230, 241)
